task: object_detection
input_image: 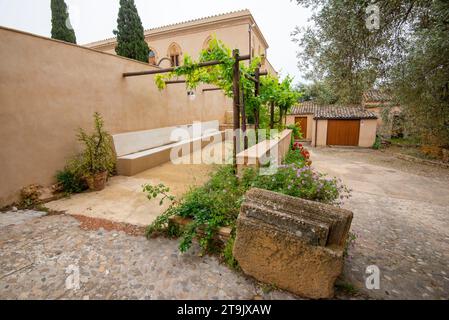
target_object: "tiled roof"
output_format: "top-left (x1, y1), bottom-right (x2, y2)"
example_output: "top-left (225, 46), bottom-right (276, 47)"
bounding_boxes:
top-left (144, 9), bottom-right (250, 33)
top-left (290, 101), bottom-right (378, 120)
top-left (363, 89), bottom-right (391, 103)
top-left (84, 9), bottom-right (252, 48)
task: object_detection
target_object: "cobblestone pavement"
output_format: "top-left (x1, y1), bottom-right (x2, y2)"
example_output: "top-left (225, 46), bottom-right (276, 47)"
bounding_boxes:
top-left (311, 148), bottom-right (449, 300)
top-left (0, 211), bottom-right (296, 300)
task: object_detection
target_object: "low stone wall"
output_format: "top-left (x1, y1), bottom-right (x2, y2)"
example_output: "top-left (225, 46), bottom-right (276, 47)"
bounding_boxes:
top-left (168, 216), bottom-right (232, 244)
top-left (236, 129), bottom-right (292, 175)
top-left (233, 188), bottom-right (353, 299)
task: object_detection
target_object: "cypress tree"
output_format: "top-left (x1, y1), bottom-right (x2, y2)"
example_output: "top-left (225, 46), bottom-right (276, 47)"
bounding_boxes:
top-left (113, 0), bottom-right (149, 63)
top-left (51, 0), bottom-right (77, 44)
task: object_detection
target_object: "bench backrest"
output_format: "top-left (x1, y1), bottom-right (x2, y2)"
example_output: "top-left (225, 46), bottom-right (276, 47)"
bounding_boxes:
top-left (112, 120), bottom-right (219, 157)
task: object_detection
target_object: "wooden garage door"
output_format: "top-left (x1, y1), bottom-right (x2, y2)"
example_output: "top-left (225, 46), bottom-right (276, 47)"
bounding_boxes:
top-left (327, 120), bottom-right (360, 146)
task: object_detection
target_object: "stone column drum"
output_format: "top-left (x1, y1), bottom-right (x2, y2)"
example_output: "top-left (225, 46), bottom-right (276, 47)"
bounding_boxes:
top-left (233, 188), bottom-right (353, 299)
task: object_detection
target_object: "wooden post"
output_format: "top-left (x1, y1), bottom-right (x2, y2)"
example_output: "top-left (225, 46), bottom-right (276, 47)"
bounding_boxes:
top-left (254, 67), bottom-right (261, 143)
top-left (241, 84), bottom-right (248, 150)
top-left (254, 67), bottom-right (260, 130)
top-left (270, 101), bottom-right (275, 129)
top-left (232, 49), bottom-right (241, 172)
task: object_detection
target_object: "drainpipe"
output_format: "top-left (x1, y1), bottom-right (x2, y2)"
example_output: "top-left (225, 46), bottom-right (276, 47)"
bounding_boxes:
top-left (248, 23), bottom-right (256, 63)
top-left (248, 24), bottom-right (252, 63)
top-left (315, 119), bottom-right (318, 147)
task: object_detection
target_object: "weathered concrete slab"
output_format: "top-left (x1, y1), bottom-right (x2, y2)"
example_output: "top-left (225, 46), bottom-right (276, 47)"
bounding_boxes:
top-left (234, 188), bottom-right (353, 299)
top-left (240, 201), bottom-right (330, 247)
top-left (244, 188), bottom-right (353, 246)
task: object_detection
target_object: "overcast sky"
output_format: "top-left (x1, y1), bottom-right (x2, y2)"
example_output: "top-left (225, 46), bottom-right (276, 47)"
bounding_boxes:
top-left (0, 0), bottom-right (312, 83)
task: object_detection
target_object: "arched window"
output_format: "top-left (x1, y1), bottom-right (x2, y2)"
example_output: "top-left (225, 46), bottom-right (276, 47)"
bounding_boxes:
top-left (202, 36), bottom-right (212, 51)
top-left (148, 49), bottom-right (157, 65)
top-left (168, 43), bottom-right (182, 67)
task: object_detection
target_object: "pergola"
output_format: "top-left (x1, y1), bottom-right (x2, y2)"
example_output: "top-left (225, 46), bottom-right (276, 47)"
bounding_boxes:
top-left (122, 49), bottom-right (267, 170)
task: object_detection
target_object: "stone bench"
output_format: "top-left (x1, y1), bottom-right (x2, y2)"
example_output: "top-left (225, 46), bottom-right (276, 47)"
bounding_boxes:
top-left (113, 121), bottom-right (222, 176)
top-left (233, 188), bottom-right (353, 299)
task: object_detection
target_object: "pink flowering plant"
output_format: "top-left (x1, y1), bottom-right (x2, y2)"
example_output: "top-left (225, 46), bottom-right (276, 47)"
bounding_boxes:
top-left (245, 162), bottom-right (351, 206)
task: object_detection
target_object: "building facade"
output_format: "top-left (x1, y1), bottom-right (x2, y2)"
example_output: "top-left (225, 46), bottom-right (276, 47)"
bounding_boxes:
top-left (286, 102), bottom-right (378, 148)
top-left (362, 90), bottom-right (402, 138)
top-left (84, 9), bottom-right (277, 76)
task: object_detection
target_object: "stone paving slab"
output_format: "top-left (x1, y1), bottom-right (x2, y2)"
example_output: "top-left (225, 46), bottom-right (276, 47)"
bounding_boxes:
top-left (45, 163), bottom-right (214, 227)
top-left (0, 213), bottom-right (296, 300)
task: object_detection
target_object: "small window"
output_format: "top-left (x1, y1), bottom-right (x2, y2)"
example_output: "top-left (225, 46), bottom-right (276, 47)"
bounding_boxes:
top-left (168, 43), bottom-right (182, 67)
top-left (148, 50), bottom-right (156, 65)
top-left (203, 36), bottom-right (213, 51)
top-left (170, 54), bottom-right (180, 67)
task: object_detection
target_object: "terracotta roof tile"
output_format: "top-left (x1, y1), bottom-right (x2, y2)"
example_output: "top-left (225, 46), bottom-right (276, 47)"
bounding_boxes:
top-left (363, 90), bottom-right (391, 103)
top-left (84, 9), bottom-right (251, 47)
top-left (290, 101), bottom-right (378, 120)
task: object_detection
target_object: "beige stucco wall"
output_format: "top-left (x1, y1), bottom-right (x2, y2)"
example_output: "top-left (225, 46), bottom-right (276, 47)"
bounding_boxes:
top-left (0, 27), bottom-right (229, 206)
top-left (311, 120), bottom-right (328, 147)
top-left (285, 115), bottom-right (295, 126)
top-left (90, 16), bottom-right (275, 75)
top-left (98, 24), bottom-right (251, 64)
top-left (286, 114), bottom-right (314, 141)
top-left (358, 119), bottom-right (377, 147)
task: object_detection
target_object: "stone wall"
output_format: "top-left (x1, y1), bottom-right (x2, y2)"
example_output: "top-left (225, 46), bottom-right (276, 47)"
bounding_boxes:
top-left (236, 129), bottom-right (292, 175)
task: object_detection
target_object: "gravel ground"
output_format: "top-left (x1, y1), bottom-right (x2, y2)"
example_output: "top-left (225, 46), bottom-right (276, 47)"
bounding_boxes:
top-left (311, 147), bottom-right (449, 300)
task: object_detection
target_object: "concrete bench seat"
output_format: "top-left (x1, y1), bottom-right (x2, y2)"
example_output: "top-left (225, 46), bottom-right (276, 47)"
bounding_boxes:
top-left (113, 121), bottom-right (222, 176)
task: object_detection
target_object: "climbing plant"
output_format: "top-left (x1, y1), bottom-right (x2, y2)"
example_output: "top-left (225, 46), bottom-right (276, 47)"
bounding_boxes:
top-left (156, 38), bottom-right (264, 123)
top-left (154, 37), bottom-right (300, 134)
top-left (260, 75), bottom-right (300, 129)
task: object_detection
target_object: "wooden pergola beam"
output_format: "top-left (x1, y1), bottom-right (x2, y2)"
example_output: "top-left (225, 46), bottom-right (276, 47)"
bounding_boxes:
top-left (202, 87), bottom-right (222, 92)
top-left (165, 80), bottom-right (186, 84)
top-left (122, 51), bottom-right (253, 174)
top-left (123, 55), bottom-right (251, 78)
top-left (244, 70), bottom-right (268, 84)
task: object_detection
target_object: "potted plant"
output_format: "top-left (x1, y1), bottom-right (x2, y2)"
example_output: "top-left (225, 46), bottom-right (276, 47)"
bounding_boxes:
top-left (77, 112), bottom-right (115, 191)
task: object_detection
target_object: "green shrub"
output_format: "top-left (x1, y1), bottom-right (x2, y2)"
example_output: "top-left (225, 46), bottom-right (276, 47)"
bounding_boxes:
top-left (54, 112), bottom-right (115, 194)
top-left (372, 135), bottom-right (382, 150)
top-left (222, 236), bottom-right (239, 270)
top-left (145, 166), bottom-right (245, 253)
top-left (286, 124), bottom-right (303, 141)
top-left (77, 112), bottom-right (116, 177)
top-left (175, 166), bottom-right (244, 253)
top-left (344, 231), bottom-right (358, 258)
top-left (56, 168), bottom-right (87, 194)
top-left (146, 149), bottom-right (351, 255)
top-left (249, 163), bottom-right (350, 206)
top-left (55, 155), bottom-right (88, 194)
top-left (284, 149), bottom-right (306, 165)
